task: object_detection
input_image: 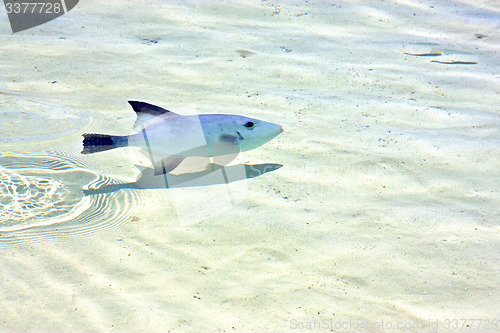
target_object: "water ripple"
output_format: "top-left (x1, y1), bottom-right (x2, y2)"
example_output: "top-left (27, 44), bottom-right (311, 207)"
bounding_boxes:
top-left (0, 153), bottom-right (144, 245)
top-left (0, 95), bottom-right (90, 144)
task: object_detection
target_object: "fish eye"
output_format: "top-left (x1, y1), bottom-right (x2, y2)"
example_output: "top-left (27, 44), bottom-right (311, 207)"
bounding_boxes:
top-left (244, 121), bottom-right (255, 128)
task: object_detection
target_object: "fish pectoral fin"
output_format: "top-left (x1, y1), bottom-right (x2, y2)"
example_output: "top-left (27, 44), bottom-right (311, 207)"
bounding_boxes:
top-left (219, 134), bottom-right (241, 144)
top-left (153, 156), bottom-right (185, 176)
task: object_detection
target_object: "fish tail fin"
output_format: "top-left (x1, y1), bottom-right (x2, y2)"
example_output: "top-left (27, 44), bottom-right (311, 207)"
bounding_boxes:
top-left (81, 133), bottom-right (129, 154)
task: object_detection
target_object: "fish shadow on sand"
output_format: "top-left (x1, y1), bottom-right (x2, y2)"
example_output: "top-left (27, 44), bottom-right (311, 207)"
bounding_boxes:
top-left (83, 162), bottom-right (282, 195)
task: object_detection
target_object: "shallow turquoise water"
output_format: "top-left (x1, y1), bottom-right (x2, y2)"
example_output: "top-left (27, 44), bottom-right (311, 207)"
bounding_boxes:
top-left (0, 1), bottom-right (499, 331)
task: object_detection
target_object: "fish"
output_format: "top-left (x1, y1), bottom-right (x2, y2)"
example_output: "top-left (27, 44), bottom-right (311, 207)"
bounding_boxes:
top-left (82, 101), bottom-right (284, 175)
top-left (403, 52), bottom-right (443, 57)
top-left (430, 60), bottom-right (477, 65)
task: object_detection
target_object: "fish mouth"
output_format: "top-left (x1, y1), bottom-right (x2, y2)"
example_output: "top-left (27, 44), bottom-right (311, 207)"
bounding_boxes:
top-left (236, 131), bottom-right (244, 140)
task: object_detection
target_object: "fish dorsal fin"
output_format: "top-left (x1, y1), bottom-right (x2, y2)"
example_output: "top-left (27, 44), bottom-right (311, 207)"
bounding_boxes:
top-left (128, 101), bottom-right (180, 130)
top-left (128, 101), bottom-right (178, 117)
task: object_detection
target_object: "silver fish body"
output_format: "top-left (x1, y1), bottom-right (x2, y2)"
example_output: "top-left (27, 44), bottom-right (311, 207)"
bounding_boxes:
top-left (82, 101), bottom-right (283, 175)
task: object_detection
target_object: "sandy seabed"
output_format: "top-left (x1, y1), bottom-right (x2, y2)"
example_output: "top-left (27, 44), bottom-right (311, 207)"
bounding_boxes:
top-left (0, 0), bottom-right (499, 332)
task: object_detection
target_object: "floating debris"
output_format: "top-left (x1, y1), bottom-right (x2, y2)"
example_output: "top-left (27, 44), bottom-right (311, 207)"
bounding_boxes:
top-left (431, 60), bottom-right (477, 65)
top-left (139, 37), bottom-right (160, 44)
top-left (404, 52), bottom-right (443, 57)
top-left (236, 49), bottom-right (255, 58)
